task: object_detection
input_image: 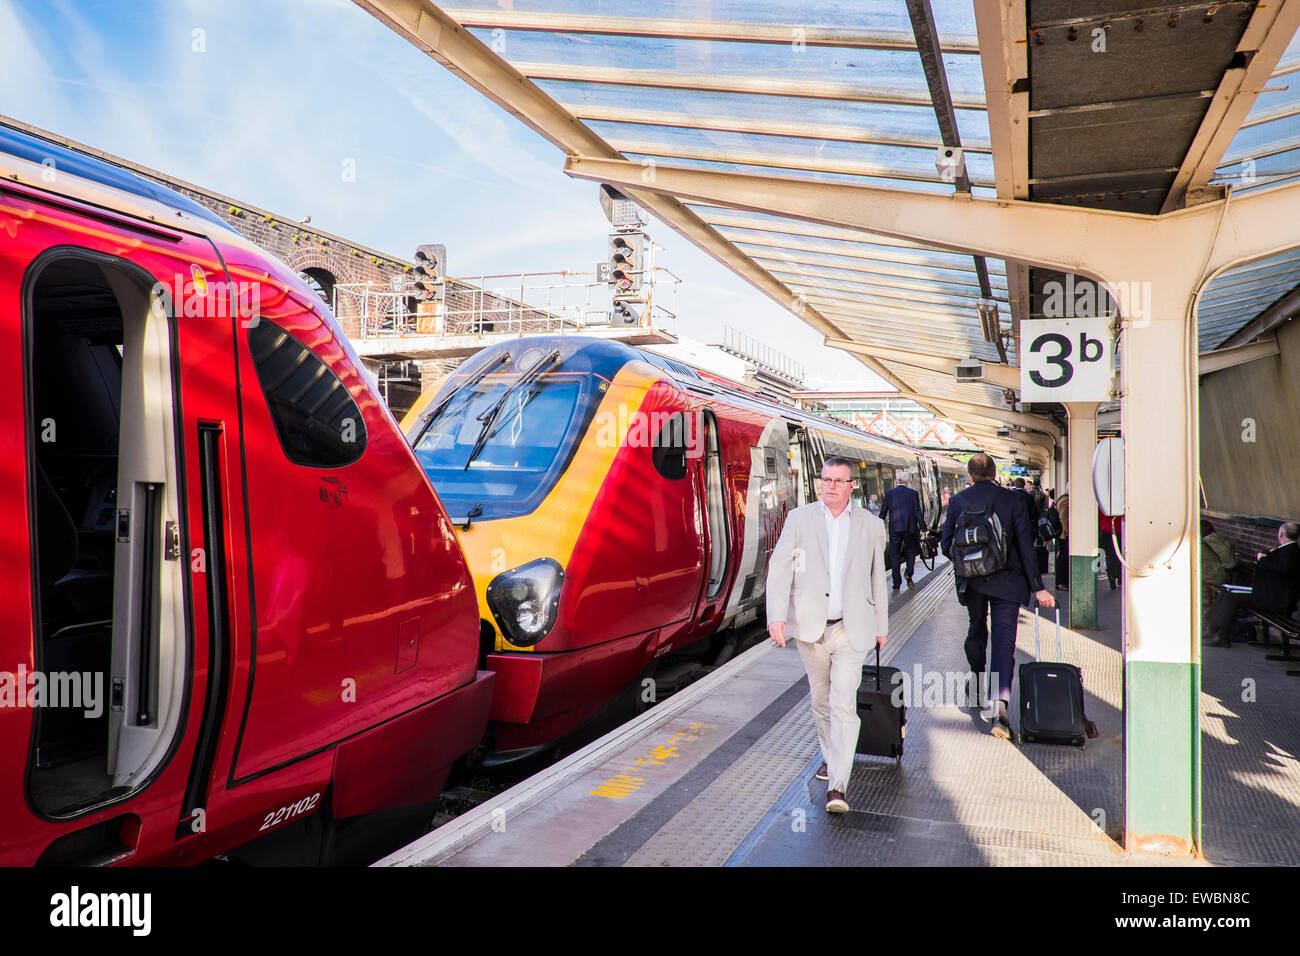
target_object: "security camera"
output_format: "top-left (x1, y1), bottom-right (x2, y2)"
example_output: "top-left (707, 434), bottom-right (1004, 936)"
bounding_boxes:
top-left (954, 355), bottom-right (984, 381)
top-left (935, 146), bottom-right (964, 183)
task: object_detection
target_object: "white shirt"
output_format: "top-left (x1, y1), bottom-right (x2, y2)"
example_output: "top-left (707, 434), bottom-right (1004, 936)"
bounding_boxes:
top-left (820, 500), bottom-right (852, 619)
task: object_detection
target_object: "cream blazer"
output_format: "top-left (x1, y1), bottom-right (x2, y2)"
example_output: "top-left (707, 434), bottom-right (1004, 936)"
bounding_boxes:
top-left (765, 501), bottom-right (890, 653)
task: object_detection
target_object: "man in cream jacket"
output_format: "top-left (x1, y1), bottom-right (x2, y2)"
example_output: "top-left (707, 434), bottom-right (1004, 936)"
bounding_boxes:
top-left (766, 456), bottom-right (890, 812)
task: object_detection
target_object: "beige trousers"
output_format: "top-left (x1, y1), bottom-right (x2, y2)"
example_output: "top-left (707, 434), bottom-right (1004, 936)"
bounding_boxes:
top-left (795, 621), bottom-right (867, 792)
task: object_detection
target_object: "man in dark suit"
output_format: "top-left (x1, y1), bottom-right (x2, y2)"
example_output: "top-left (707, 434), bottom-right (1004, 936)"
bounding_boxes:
top-left (1205, 521), bottom-right (1300, 646)
top-left (942, 454), bottom-right (1056, 739)
top-left (879, 477), bottom-right (927, 591)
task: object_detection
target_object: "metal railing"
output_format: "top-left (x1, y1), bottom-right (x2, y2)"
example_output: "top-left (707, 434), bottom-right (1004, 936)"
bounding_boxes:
top-left (336, 268), bottom-right (680, 341)
top-left (718, 325), bottom-right (806, 384)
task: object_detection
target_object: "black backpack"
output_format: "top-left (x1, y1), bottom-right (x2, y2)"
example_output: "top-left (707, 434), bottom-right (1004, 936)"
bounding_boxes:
top-left (1036, 506), bottom-right (1063, 544)
top-left (951, 493), bottom-right (1008, 578)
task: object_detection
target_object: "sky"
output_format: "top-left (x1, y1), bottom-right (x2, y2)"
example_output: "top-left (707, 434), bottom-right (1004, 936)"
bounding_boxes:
top-left (0, 0), bottom-right (890, 388)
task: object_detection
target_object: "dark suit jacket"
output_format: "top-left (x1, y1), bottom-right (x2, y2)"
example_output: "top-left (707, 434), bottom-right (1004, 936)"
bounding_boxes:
top-left (1013, 487), bottom-right (1041, 523)
top-left (879, 485), bottom-right (926, 537)
top-left (1252, 540), bottom-right (1300, 611)
top-left (940, 480), bottom-right (1043, 605)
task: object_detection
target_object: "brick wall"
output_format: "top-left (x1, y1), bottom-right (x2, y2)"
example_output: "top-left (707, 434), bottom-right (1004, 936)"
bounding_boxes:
top-left (1202, 510), bottom-right (1285, 564)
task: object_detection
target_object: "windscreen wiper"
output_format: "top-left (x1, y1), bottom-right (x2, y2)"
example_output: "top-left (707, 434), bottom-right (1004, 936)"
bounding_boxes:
top-left (463, 349), bottom-right (562, 471)
top-left (420, 352), bottom-right (511, 432)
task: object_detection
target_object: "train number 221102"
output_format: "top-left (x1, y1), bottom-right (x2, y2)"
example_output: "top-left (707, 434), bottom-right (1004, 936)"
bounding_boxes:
top-left (259, 792), bottom-right (322, 831)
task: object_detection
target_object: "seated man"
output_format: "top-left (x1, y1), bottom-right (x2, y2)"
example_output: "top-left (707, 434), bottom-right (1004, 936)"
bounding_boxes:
top-left (1205, 521), bottom-right (1299, 647)
top-left (1199, 518), bottom-right (1237, 614)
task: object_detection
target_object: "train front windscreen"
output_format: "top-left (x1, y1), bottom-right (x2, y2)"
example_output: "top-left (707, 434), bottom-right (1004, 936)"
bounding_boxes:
top-left (412, 371), bottom-right (589, 520)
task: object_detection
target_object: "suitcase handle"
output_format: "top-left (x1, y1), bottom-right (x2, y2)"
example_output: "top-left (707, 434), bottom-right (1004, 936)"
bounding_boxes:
top-left (875, 641), bottom-right (881, 690)
top-left (1032, 597), bottom-right (1064, 663)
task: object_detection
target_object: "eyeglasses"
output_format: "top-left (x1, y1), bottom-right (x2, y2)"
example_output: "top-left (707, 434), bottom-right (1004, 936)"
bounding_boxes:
top-left (818, 477), bottom-right (853, 486)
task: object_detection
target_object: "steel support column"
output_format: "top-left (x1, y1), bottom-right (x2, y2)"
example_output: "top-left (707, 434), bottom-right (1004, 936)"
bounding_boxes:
top-left (1064, 403), bottom-right (1099, 628)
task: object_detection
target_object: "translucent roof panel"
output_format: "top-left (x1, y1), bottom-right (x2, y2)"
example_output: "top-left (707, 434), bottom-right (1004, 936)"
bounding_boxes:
top-left (432, 2), bottom-right (1021, 420)
top-left (1198, 248), bottom-right (1300, 352)
top-left (1204, 25), bottom-right (1300, 350)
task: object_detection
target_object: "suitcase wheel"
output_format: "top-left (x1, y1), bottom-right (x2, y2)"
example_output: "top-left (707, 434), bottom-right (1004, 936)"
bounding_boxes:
top-left (1074, 737), bottom-right (1085, 747)
top-left (1022, 732), bottom-right (1033, 744)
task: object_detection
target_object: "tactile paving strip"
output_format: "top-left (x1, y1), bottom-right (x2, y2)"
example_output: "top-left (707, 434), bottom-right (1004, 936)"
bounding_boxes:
top-left (623, 568), bottom-right (953, 866)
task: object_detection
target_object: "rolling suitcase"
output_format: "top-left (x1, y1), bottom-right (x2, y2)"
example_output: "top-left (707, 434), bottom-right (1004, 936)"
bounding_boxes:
top-left (1018, 605), bottom-right (1096, 746)
top-left (856, 644), bottom-right (906, 762)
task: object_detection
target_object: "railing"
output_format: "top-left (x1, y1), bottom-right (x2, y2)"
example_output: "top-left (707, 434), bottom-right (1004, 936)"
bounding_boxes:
top-left (336, 268), bottom-right (680, 341)
top-left (718, 325), bottom-right (806, 385)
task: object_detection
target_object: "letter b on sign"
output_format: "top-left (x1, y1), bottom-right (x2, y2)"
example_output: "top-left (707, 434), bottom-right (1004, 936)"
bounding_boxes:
top-left (1019, 318), bottom-right (1112, 402)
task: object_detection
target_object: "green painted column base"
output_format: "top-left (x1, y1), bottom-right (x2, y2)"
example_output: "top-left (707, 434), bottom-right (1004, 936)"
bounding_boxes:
top-left (1069, 554), bottom-right (1097, 628)
top-left (1125, 659), bottom-right (1200, 855)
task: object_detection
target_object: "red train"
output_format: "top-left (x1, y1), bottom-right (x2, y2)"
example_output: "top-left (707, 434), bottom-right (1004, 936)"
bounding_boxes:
top-left (403, 336), bottom-right (965, 766)
top-left (0, 123), bottom-right (493, 865)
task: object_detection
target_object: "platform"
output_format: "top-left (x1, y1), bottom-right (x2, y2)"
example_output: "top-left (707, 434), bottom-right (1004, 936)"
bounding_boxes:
top-left (377, 560), bottom-right (1300, 867)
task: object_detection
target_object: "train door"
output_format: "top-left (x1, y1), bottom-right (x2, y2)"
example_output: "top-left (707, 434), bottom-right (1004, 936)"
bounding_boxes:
top-left (917, 456), bottom-right (940, 529)
top-left (21, 238), bottom-right (239, 831)
top-left (694, 409), bottom-right (732, 625)
top-left (861, 463), bottom-right (883, 512)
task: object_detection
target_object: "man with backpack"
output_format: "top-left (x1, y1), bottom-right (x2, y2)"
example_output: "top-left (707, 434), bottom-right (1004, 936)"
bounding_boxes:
top-left (941, 454), bottom-right (1056, 739)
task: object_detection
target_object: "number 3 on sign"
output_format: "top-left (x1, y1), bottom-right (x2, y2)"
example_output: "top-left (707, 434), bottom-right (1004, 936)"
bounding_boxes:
top-left (1018, 318), bottom-right (1112, 402)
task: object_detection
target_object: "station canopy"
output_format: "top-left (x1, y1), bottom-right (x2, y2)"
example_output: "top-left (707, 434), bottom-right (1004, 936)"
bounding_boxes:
top-left (358, 1), bottom-right (1300, 456)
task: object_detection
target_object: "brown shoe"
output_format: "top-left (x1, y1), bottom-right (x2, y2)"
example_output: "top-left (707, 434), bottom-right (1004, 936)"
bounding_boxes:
top-left (814, 762), bottom-right (829, 781)
top-left (826, 789), bottom-right (849, 813)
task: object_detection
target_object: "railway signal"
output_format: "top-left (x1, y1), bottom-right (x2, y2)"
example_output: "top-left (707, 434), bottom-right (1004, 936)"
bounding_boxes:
top-left (607, 232), bottom-right (644, 294)
top-left (412, 243), bottom-right (447, 301)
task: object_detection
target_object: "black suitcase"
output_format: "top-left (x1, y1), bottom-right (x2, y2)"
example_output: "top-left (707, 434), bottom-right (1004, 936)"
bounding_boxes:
top-left (1018, 606), bottom-right (1094, 746)
top-left (856, 645), bottom-right (906, 761)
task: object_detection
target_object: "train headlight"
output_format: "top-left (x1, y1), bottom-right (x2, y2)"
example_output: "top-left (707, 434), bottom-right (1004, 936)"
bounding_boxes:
top-left (486, 558), bottom-right (564, 647)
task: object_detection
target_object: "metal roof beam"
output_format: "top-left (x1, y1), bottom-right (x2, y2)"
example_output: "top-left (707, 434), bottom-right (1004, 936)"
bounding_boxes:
top-left (906, 0), bottom-right (1003, 362)
top-left (441, 10), bottom-right (982, 52)
top-left (726, 232), bottom-right (994, 276)
top-left (518, 63), bottom-right (988, 109)
top-left (563, 154), bottom-right (1300, 288)
top-left (609, 139), bottom-right (995, 187)
top-left (747, 250), bottom-right (1005, 292)
top-left (825, 337), bottom-right (1022, 389)
top-left (770, 271), bottom-right (1000, 306)
top-left (1199, 335), bottom-right (1281, 375)
top-left (698, 209), bottom-right (994, 252)
top-left (973, 0), bottom-right (1030, 354)
top-left (892, 390), bottom-right (1061, 440)
top-left (1219, 281), bottom-right (1300, 348)
top-left (1161, 0), bottom-right (1300, 212)
top-left (570, 104), bottom-right (994, 152)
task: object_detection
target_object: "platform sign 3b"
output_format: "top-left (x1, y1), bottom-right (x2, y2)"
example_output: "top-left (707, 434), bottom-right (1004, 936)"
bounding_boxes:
top-left (1018, 318), bottom-right (1113, 403)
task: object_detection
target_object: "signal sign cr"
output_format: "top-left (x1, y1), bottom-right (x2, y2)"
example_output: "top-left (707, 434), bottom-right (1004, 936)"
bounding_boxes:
top-left (1018, 318), bottom-right (1113, 402)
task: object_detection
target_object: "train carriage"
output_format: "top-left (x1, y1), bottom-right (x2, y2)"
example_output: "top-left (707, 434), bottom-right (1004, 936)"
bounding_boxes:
top-left (403, 335), bottom-right (969, 764)
top-left (0, 123), bottom-right (492, 865)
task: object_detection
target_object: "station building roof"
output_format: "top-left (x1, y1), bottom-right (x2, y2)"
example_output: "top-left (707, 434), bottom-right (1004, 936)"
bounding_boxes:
top-left (354, 1), bottom-right (1300, 459)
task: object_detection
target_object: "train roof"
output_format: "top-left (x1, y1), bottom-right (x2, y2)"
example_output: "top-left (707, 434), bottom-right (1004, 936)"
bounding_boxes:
top-left (0, 120), bottom-right (238, 238)
top-left (627, 344), bottom-right (938, 463)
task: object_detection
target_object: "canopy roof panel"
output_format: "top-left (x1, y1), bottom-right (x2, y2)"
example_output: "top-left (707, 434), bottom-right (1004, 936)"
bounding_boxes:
top-left (355, 1), bottom-right (1300, 460)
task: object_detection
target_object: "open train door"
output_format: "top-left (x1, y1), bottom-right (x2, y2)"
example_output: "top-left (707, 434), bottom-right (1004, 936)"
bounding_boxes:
top-left (20, 220), bottom-right (248, 855)
top-left (690, 409), bottom-right (734, 629)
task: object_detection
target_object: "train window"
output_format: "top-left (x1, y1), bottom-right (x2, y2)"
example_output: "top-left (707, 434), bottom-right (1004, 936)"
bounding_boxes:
top-left (651, 412), bottom-right (691, 480)
top-left (412, 373), bottom-right (587, 518)
top-left (247, 319), bottom-right (367, 468)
